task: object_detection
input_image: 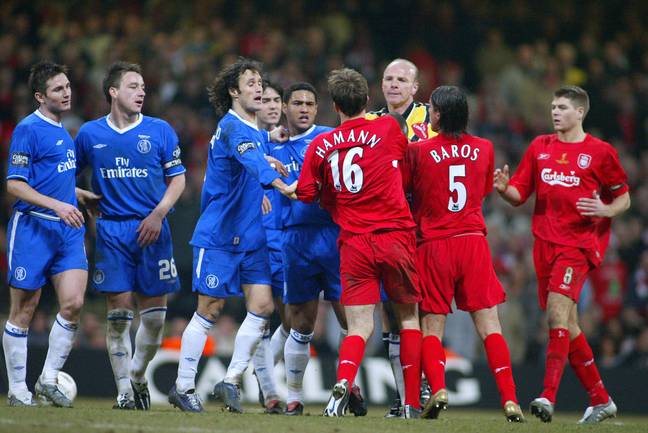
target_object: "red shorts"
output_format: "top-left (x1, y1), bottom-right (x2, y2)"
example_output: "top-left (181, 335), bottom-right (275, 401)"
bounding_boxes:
top-left (339, 229), bottom-right (421, 306)
top-left (533, 238), bottom-right (594, 310)
top-left (417, 234), bottom-right (505, 314)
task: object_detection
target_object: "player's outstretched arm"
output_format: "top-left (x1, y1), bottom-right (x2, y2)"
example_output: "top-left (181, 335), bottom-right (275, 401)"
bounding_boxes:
top-left (576, 190), bottom-right (630, 218)
top-left (7, 179), bottom-right (84, 228)
top-left (494, 164), bottom-right (522, 206)
top-left (271, 178), bottom-right (297, 200)
top-left (264, 155), bottom-right (289, 177)
top-left (137, 174), bottom-right (186, 246)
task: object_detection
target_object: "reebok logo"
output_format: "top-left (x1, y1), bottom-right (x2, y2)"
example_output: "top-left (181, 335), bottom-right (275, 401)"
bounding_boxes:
top-left (340, 360), bottom-right (357, 367)
top-left (402, 364), bottom-right (413, 370)
top-left (495, 366), bottom-right (509, 374)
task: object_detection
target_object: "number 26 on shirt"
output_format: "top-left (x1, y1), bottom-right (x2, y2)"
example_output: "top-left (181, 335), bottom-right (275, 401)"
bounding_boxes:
top-left (327, 147), bottom-right (364, 193)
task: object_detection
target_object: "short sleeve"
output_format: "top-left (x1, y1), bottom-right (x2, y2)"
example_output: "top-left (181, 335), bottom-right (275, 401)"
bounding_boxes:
top-left (509, 140), bottom-right (538, 204)
top-left (6, 124), bottom-right (34, 182)
top-left (598, 146), bottom-right (628, 197)
top-left (159, 121), bottom-right (186, 177)
top-left (74, 128), bottom-right (89, 172)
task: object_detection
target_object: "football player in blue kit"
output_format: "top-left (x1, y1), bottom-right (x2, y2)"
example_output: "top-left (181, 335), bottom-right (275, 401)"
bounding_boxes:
top-left (252, 80), bottom-right (286, 414)
top-left (75, 62), bottom-right (186, 410)
top-left (4, 61), bottom-right (97, 408)
top-left (169, 58), bottom-right (296, 413)
top-left (270, 82), bottom-right (364, 416)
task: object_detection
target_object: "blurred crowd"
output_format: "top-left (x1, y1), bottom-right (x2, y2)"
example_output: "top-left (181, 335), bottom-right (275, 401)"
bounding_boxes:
top-left (1, 0), bottom-right (647, 369)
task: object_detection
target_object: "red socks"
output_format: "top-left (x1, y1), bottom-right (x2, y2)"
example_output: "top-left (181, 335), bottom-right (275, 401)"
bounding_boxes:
top-left (484, 333), bottom-right (517, 405)
top-left (569, 332), bottom-right (609, 406)
top-left (421, 335), bottom-right (446, 393)
top-left (400, 329), bottom-right (422, 408)
top-left (336, 335), bottom-right (366, 384)
top-left (541, 328), bottom-right (570, 403)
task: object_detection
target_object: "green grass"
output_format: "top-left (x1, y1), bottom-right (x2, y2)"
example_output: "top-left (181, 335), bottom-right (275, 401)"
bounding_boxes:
top-left (0, 399), bottom-right (646, 433)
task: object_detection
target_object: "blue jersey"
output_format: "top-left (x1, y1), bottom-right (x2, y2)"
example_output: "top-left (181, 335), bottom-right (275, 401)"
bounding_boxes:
top-left (191, 110), bottom-right (279, 252)
top-left (6, 110), bottom-right (78, 217)
top-left (75, 114), bottom-right (185, 218)
top-left (258, 132), bottom-right (282, 231)
top-left (271, 125), bottom-right (334, 227)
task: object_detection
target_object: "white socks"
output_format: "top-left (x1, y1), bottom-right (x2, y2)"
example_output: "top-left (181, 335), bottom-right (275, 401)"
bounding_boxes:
top-left (40, 313), bottom-right (78, 385)
top-left (106, 309), bottom-right (134, 396)
top-left (270, 325), bottom-right (289, 364)
top-left (389, 332), bottom-right (405, 400)
top-left (284, 329), bottom-right (313, 404)
top-left (3, 321), bottom-right (29, 396)
top-left (131, 307), bottom-right (166, 384)
top-left (252, 327), bottom-right (278, 401)
top-left (224, 312), bottom-right (268, 385)
top-left (176, 312), bottom-right (213, 393)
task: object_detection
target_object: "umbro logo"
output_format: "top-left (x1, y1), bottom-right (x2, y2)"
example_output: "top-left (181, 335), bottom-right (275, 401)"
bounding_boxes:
top-left (55, 139), bottom-right (64, 146)
top-left (93, 143), bottom-right (108, 149)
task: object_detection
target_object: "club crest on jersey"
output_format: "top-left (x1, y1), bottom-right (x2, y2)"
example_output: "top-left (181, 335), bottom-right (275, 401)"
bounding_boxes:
top-left (137, 136), bottom-right (152, 154)
top-left (14, 267), bottom-right (27, 281)
top-left (556, 153), bottom-right (569, 164)
top-left (205, 274), bottom-right (219, 289)
top-left (93, 269), bottom-right (105, 284)
top-left (577, 153), bottom-right (592, 169)
top-left (412, 122), bottom-right (428, 139)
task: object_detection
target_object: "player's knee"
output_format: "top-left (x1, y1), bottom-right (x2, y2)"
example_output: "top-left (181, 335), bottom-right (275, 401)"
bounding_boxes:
top-left (107, 309), bottom-right (134, 335)
top-left (60, 295), bottom-right (84, 320)
top-left (291, 315), bottom-right (315, 335)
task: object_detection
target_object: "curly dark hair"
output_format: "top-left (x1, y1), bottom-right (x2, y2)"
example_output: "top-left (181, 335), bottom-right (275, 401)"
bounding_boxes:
top-left (207, 57), bottom-right (263, 117)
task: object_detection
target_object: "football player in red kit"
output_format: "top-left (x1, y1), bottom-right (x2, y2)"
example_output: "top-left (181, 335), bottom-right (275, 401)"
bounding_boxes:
top-left (296, 68), bottom-right (423, 418)
top-left (494, 85), bottom-right (630, 424)
top-left (404, 85), bottom-right (524, 422)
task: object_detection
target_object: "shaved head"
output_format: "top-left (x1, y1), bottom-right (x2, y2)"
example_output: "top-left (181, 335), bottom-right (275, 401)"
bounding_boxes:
top-left (382, 58), bottom-right (419, 114)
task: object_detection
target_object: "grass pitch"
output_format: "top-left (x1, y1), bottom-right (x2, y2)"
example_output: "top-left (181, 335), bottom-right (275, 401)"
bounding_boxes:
top-left (0, 399), bottom-right (646, 433)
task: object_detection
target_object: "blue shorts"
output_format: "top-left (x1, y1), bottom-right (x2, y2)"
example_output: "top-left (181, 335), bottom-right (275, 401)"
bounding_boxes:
top-left (93, 218), bottom-right (180, 296)
top-left (6, 211), bottom-right (87, 290)
top-left (266, 228), bottom-right (284, 298)
top-left (192, 245), bottom-right (271, 298)
top-left (282, 225), bottom-right (341, 304)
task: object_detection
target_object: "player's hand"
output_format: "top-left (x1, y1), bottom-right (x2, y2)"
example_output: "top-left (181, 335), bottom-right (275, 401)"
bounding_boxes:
top-left (576, 191), bottom-right (610, 218)
top-left (75, 188), bottom-right (102, 218)
top-left (137, 212), bottom-right (163, 247)
top-left (261, 194), bottom-right (272, 215)
top-left (53, 201), bottom-right (85, 228)
top-left (281, 180), bottom-right (298, 200)
top-left (269, 126), bottom-right (289, 143)
top-left (493, 164), bottom-right (510, 193)
top-left (265, 155), bottom-right (289, 177)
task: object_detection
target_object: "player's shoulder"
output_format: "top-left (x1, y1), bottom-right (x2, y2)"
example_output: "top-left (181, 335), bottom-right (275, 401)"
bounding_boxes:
top-left (584, 133), bottom-right (615, 152)
top-left (142, 115), bottom-right (171, 128)
top-left (365, 107), bottom-right (388, 120)
top-left (78, 116), bottom-right (107, 134)
top-left (313, 124), bottom-right (333, 135)
top-left (464, 133), bottom-right (494, 148)
top-left (528, 134), bottom-right (556, 150)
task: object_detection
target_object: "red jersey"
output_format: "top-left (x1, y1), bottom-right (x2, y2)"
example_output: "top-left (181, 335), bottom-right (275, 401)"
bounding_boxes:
top-left (296, 115), bottom-right (415, 236)
top-left (405, 132), bottom-right (494, 240)
top-left (509, 133), bottom-right (628, 256)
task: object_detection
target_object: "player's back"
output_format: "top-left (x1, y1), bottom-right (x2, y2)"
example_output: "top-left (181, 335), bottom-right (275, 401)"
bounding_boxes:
top-left (299, 115), bottom-right (414, 235)
top-left (407, 132), bottom-right (494, 240)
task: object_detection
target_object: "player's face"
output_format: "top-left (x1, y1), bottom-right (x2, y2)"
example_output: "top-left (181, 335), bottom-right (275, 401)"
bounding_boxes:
top-left (551, 96), bottom-right (584, 133)
top-left (428, 101), bottom-right (441, 132)
top-left (257, 87), bottom-right (282, 128)
top-left (114, 71), bottom-right (146, 115)
top-left (382, 62), bottom-right (418, 110)
top-left (235, 69), bottom-right (263, 113)
top-left (284, 90), bottom-right (317, 134)
top-left (37, 73), bottom-right (72, 114)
